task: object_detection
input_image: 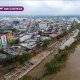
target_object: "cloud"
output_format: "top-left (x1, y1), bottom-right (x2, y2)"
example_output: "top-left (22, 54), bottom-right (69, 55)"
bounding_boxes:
top-left (0, 0), bottom-right (80, 16)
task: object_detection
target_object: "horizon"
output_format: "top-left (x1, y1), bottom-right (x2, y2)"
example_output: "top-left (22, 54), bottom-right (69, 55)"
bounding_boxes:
top-left (0, 15), bottom-right (80, 17)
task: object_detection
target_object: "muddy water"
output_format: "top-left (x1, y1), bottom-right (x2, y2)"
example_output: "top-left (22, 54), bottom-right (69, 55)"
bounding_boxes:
top-left (43, 45), bottom-right (80, 80)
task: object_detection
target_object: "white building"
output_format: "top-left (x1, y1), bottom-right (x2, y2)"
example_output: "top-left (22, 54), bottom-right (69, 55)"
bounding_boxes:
top-left (39, 22), bottom-right (48, 31)
top-left (41, 36), bottom-right (51, 41)
top-left (1, 35), bottom-right (7, 47)
top-left (19, 34), bottom-right (33, 42)
top-left (20, 41), bottom-right (36, 49)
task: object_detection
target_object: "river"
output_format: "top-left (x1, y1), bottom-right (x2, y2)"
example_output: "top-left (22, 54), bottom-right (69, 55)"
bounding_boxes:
top-left (43, 45), bottom-right (80, 80)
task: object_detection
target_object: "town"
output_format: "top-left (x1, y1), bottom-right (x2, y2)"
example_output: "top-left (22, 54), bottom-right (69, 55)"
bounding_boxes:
top-left (0, 16), bottom-right (79, 80)
top-left (0, 17), bottom-right (74, 59)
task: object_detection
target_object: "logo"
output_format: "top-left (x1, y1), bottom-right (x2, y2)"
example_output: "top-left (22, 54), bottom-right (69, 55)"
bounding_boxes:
top-left (0, 6), bottom-right (24, 11)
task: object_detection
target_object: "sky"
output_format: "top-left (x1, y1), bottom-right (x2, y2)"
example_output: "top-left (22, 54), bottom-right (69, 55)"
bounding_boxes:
top-left (0, 0), bottom-right (80, 16)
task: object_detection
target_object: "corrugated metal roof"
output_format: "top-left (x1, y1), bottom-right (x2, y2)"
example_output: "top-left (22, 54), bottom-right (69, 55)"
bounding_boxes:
top-left (20, 34), bottom-right (33, 42)
top-left (20, 42), bottom-right (36, 49)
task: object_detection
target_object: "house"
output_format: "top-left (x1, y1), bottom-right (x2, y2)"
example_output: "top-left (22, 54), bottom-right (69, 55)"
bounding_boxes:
top-left (5, 31), bottom-right (14, 42)
top-left (38, 22), bottom-right (48, 31)
top-left (19, 33), bottom-right (33, 42)
top-left (20, 41), bottom-right (36, 50)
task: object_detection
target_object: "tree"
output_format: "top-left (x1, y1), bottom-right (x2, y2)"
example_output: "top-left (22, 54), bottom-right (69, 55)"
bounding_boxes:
top-left (56, 31), bottom-right (67, 40)
top-left (18, 54), bottom-right (28, 64)
top-left (10, 38), bottom-right (19, 46)
top-left (42, 39), bottom-right (50, 48)
top-left (45, 60), bottom-right (61, 74)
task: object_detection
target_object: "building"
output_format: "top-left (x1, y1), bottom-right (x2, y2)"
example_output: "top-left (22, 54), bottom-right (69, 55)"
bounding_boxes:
top-left (20, 41), bottom-right (36, 50)
top-left (19, 33), bottom-right (33, 42)
top-left (0, 38), bottom-right (2, 47)
top-left (38, 22), bottom-right (48, 31)
top-left (1, 35), bottom-right (7, 47)
top-left (6, 31), bottom-right (14, 42)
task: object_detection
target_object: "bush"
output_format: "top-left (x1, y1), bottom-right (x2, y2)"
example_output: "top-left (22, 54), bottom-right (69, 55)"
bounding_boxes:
top-left (10, 38), bottom-right (19, 46)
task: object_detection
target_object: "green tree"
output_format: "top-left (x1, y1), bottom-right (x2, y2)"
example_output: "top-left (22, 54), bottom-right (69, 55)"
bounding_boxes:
top-left (10, 38), bottom-right (19, 46)
top-left (42, 39), bottom-right (50, 48)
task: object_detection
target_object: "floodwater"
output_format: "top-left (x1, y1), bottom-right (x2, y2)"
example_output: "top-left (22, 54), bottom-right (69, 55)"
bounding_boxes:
top-left (43, 45), bottom-right (80, 80)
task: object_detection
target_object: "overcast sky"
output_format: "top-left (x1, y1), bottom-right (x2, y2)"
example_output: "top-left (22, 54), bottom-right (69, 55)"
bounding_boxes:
top-left (0, 0), bottom-right (80, 16)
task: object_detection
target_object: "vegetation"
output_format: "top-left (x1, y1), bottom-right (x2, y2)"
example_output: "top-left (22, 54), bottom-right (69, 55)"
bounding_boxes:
top-left (0, 28), bottom-right (17, 31)
top-left (56, 30), bottom-right (68, 40)
top-left (73, 23), bottom-right (80, 30)
top-left (10, 38), bottom-right (19, 46)
top-left (42, 39), bottom-right (50, 49)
